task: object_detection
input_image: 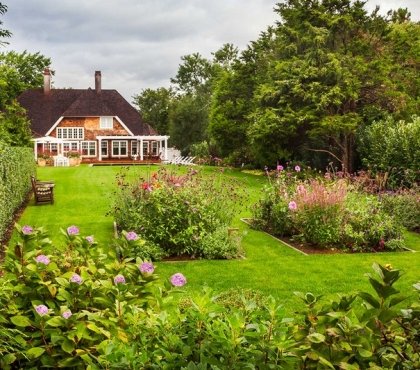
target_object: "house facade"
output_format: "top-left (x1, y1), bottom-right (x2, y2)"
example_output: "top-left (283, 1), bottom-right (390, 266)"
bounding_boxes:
top-left (18, 69), bottom-right (169, 162)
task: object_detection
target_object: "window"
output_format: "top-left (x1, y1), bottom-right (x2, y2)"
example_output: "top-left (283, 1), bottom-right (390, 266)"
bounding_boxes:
top-left (101, 141), bottom-right (108, 157)
top-left (112, 141), bottom-right (128, 157)
top-left (142, 141), bottom-right (149, 155)
top-left (100, 117), bottom-right (113, 129)
top-left (151, 141), bottom-right (159, 156)
top-left (131, 141), bottom-right (138, 156)
top-left (63, 142), bottom-right (79, 153)
top-left (57, 127), bottom-right (84, 140)
top-left (81, 141), bottom-right (96, 157)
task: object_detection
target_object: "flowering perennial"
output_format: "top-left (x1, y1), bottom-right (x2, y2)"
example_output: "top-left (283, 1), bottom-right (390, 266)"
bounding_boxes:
top-left (85, 235), bottom-right (94, 244)
top-left (22, 225), bottom-right (34, 235)
top-left (67, 225), bottom-right (80, 235)
top-left (70, 273), bottom-right (83, 284)
top-left (62, 310), bottom-right (72, 319)
top-left (35, 254), bottom-right (50, 265)
top-left (288, 201), bottom-right (298, 211)
top-left (114, 274), bottom-right (126, 285)
top-left (35, 304), bottom-right (49, 316)
top-left (125, 231), bottom-right (138, 241)
top-left (139, 262), bottom-right (155, 274)
top-left (170, 273), bottom-right (187, 287)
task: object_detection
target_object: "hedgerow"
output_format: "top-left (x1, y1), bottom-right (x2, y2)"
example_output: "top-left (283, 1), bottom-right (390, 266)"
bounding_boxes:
top-left (0, 142), bottom-right (35, 243)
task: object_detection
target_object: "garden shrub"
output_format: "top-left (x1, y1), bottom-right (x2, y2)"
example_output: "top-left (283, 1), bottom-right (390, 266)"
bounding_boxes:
top-left (1, 227), bottom-right (419, 369)
top-left (379, 189), bottom-right (420, 232)
top-left (112, 168), bottom-right (243, 259)
top-left (358, 115), bottom-right (420, 188)
top-left (252, 173), bottom-right (405, 251)
top-left (0, 142), bottom-right (35, 243)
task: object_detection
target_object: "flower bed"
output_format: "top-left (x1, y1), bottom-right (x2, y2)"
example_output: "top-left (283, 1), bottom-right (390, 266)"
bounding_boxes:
top-left (111, 168), bottom-right (243, 260)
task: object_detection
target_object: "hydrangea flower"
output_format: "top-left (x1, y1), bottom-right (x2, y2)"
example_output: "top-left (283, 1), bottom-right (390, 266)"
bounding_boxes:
top-left (277, 165), bottom-right (284, 171)
top-left (70, 273), bottom-right (82, 284)
top-left (62, 310), bottom-right (72, 319)
top-left (67, 225), bottom-right (79, 235)
top-left (288, 201), bottom-right (298, 211)
top-left (35, 304), bottom-right (49, 316)
top-left (35, 254), bottom-right (50, 265)
top-left (22, 225), bottom-right (33, 235)
top-left (114, 274), bottom-right (126, 285)
top-left (170, 273), bottom-right (187, 287)
top-left (85, 235), bottom-right (94, 244)
top-left (139, 262), bottom-right (155, 274)
top-left (125, 231), bottom-right (138, 241)
top-left (294, 165), bottom-right (301, 172)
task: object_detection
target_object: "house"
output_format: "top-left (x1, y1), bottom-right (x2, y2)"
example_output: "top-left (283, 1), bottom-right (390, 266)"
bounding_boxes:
top-left (18, 69), bottom-right (169, 163)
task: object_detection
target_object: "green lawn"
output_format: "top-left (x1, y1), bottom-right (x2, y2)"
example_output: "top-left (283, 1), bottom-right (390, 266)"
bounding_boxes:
top-left (10, 164), bottom-right (420, 313)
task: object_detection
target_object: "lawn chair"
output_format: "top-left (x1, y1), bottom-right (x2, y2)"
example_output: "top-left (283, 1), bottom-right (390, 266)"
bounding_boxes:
top-left (31, 175), bottom-right (54, 205)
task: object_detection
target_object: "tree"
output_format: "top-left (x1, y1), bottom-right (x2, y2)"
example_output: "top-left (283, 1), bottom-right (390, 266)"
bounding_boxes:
top-left (132, 87), bottom-right (174, 135)
top-left (0, 2), bottom-right (12, 46)
top-left (0, 100), bottom-right (32, 146)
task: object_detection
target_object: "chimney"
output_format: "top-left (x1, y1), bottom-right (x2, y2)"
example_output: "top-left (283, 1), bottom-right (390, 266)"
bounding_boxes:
top-left (43, 68), bottom-right (51, 94)
top-left (95, 71), bottom-right (101, 93)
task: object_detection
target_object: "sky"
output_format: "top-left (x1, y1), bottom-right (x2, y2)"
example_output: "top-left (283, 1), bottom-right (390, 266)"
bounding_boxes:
top-left (2, 0), bottom-right (419, 103)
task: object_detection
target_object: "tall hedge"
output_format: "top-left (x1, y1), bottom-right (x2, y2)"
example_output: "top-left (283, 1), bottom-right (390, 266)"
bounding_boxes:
top-left (0, 142), bottom-right (35, 243)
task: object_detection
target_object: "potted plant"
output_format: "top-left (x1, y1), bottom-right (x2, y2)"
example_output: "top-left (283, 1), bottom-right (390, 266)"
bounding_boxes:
top-left (66, 151), bottom-right (82, 166)
top-left (37, 151), bottom-right (52, 166)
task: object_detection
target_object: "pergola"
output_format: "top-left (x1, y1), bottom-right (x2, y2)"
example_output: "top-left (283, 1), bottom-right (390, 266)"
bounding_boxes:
top-left (33, 136), bottom-right (64, 160)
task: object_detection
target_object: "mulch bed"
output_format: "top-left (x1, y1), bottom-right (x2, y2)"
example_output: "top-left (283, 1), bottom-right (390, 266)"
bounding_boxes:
top-left (277, 236), bottom-right (344, 255)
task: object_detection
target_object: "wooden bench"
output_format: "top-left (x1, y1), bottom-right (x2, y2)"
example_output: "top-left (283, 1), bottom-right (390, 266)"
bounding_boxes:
top-left (30, 176), bottom-right (55, 205)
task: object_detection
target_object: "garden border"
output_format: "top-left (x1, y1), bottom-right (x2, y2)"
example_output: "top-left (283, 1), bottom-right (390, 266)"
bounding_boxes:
top-left (240, 218), bottom-right (308, 256)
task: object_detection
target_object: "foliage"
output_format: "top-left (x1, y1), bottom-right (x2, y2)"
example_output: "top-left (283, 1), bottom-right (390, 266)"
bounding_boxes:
top-left (0, 100), bottom-right (32, 147)
top-left (112, 168), bottom-right (243, 259)
top-left (64, 150), bottom-right (81, 158)
top-left (132, 87), bottom-right (174, 135)
top-left (379, 189), bottom-right (420, 232)
top-left (252, 171), bottom-right (405, 251)
top-left (0, 224), bottom-right (186, 368)
top-left (0, 2), bottom-right (11, 46)
top-left (358, 115), bottom-right (420, 188)
top-left (0, 142), bottom-right (35, 243)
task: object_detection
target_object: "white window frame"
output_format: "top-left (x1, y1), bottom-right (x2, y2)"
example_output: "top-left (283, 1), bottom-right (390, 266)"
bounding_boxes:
top-left (81, 141), bottom-right (96, 157)
top-left (112, 140), bottom-right (128, 157)
top-left (63, 141), bottom-right (79, 153)
top-left (100, 116), bottom-right (113, 130)
top-left (142, 141), bottom-right (149, 156)
top-left (131, 141), bottom-right (138, 156)
top-left (101, 141), bottom-right (108, 158)
top-left (151, 141), bottom-right (159, 156)
top-left (57, 127), bottom-right (84, 140)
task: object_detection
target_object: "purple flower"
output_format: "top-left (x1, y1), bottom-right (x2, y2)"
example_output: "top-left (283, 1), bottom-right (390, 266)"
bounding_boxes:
top-left (277, 165), bottom-right (284, 171)
top-left (62, 310), bottom-right (72, 319)
top-left (35, 304), bottom-right (49, 316)
top-left (139, 262), bottom-right (155, 274)
top-left (35, 254), bottom-right (50, 265)
top-left (294, 165), bottom-right (301, 172)
top-left (125, 231), bottom-right (138, 241)
top-left (288, 201), bottom-right (298, 211)
top-left (67, 225), bottom-right (79, 235)
top-left (22, 225), bottom-right (33, 235)
top-left (70, 273), bottom-right (82, 284)
top-left (170, 273), bottom-right (187, 287)
top-left (114, 274), bottom-right (126, 285)
top-left (85, 235), bottom-right (94, 244)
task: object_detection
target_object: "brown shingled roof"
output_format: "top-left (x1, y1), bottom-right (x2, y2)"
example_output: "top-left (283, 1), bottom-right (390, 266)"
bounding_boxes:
top-left (18, 88), bottom-right (157, 137)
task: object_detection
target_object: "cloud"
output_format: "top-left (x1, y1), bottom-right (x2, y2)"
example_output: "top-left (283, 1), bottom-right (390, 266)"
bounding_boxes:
top-left (2, 0), bottom-right (419, 102)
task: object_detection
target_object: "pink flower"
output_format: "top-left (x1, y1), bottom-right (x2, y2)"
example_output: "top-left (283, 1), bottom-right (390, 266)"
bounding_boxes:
top-left (70, 273), bottom-right (82, 284)
top-left (294, 165), bottom-right (301, 172)
top-left (170, 273), bottom-right (187, 287)
top-left (67, 225), bottom-right (79, 235)
top-left (22, 225), bottom-right (33, 235)
top-left (277, 165), bottom-right (284, 171)
top-left (288, 201), bottom-right (298, 211)
top-left (85, 235), bottom-right (94, 244)
top-left (35, 254), bottom-right (50, 265)
top-left (35, 304), bottom-right (49, 316)
top-left (296, 185), bottom-right (306, 194)
top-left (139, 262), bottom-right (155, 274)
top-left (114, 274), bottom-right (126, 285)
top-left (62, 310), bottom-right (72, 319)
top-left (125, 231), bottom-right (138, 241)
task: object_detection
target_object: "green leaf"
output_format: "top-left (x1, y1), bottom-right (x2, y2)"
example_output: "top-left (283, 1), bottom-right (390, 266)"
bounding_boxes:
top-left (389, 295), bottom-right (408, 308)
top-left (2, 353), bottom-right (16, 365)
top-left (307, 332), bottom-right (325, 343)
top-left (46, 316), bottom-right (64, 327)
top-left (319, 356), bottom-right (335, 369)
top-left (358, 292), bottom-right (380, 308)
top-left (358, 348), bottom-right (373, 358)
top-left (26, 347), bottom-right (45, 359)
top-left (55, 277), bottom-right (70, 287)
top-left (10, 315), bottom-right (32, 327)
top-left (339, 362), bottom-right (360, 370)
top-left (61, 339), bottom-right (75, 354)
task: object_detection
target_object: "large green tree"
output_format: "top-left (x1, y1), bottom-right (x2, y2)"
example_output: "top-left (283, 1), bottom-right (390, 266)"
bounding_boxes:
top-left (0, 2), bottom-right (11, 46)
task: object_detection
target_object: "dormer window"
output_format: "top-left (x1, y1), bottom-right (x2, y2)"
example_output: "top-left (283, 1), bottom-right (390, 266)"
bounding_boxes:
top-left (100, 116), bottom-right (113, 129)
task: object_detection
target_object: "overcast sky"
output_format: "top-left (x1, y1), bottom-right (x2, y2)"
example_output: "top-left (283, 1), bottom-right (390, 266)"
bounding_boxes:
top-left (2, 0), bottom-right (419, 103)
